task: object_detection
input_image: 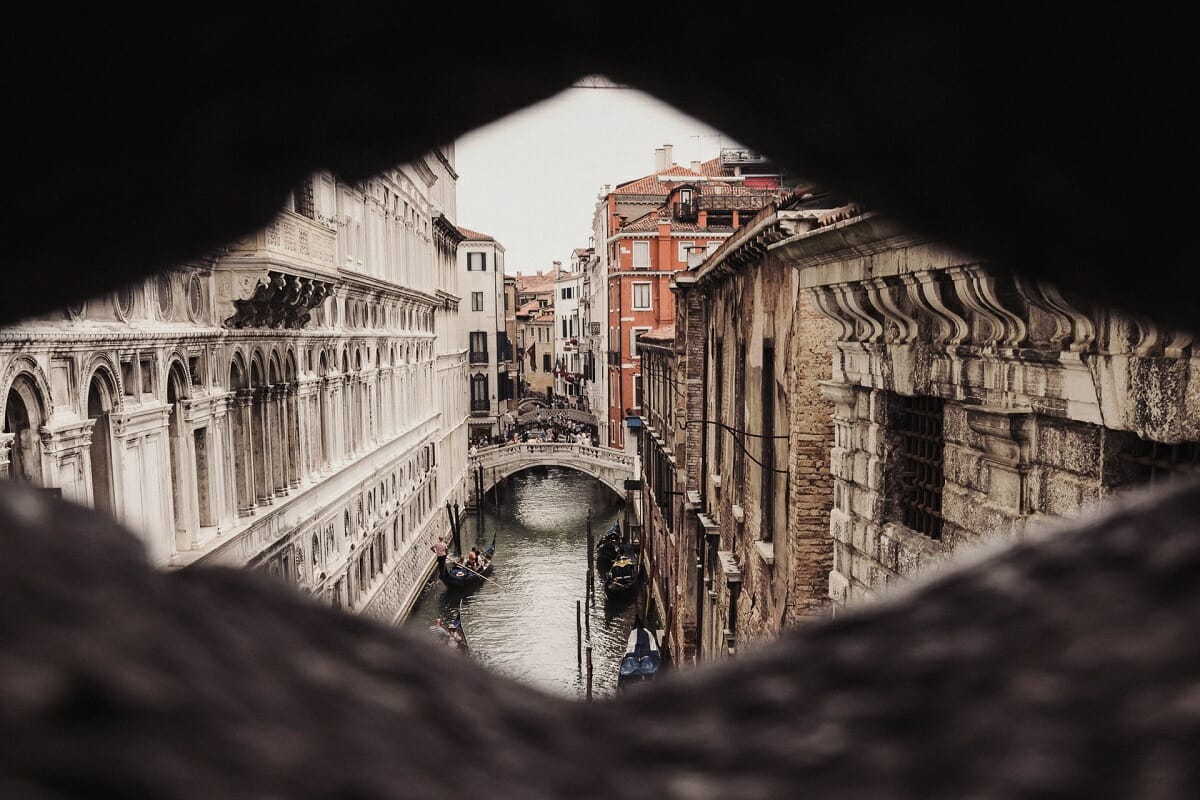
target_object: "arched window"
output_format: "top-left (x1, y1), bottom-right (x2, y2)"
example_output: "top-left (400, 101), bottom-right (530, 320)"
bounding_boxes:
top-left (86, 370), bottom-right (118, 516)
top-left (4, 373), bottom-right (47, 486)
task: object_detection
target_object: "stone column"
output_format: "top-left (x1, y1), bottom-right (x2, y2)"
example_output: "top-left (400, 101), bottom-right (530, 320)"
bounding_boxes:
top-left (271, 384), bottom-right (288, 498)
top-left (0, 432), bottom-right (14, 479)
top-left (235, 389), bottom-right (256, 516)
top-left (287, 381), bottom-right (301, 488)
top-left (255, 386), bottom-right (273, 506)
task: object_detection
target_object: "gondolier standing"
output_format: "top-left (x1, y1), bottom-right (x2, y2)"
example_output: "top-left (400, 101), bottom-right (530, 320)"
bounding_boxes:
top-left (431, 536), bottom-right (449, 577)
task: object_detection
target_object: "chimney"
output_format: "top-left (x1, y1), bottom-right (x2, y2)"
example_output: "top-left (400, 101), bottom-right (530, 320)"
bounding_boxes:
top-left (537, 270), bottom-right (543, 278)
top-left (663, 144), bottom-right (674, 166)
top-left (654, 147), bottom-right (666, 172)
top-left (698, 209), bottom-right (708, 228)
top-left (691, 159), bottom-right (702, 172)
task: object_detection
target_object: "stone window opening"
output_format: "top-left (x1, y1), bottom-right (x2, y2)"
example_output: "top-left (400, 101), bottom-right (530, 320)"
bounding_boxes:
top-left (1117, 438), bottom-right (1200, 487)
top-left (889, 394), bottom-right (946, 540)
top-left (4, 374), bottom-right (47, 486)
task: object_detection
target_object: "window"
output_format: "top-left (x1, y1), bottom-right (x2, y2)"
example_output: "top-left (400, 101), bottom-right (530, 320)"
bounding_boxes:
top-left (630, 326), bottom-right (651, 357)
top-left (562, 318), bottom-right (568, 338)
top-left (543, 353), bottom-right (552, 372)
top-left (471, 291), bottom-right (484, 311)
top-left (890, 394), bottom-right (946, 540)
top-left (632, 282), bottom-right (651, 310)
top-left (561, 287), bottom-right (573, 300)
top-left (467, 252), bottom-right (486, 271)
top-left (677, 241), bottom-right (694, 262)
top-left (761, 339), bottom-right (776, 542)
top-left (470, 374), bottom-right (489, 411)
top-left (469, 331), bottom-right (487, 363)
top-left (632, 240), bottom-right (650, 269)
top-left (714, 337), bottom-right (724, 469)
top-left (707, 242), bottom-right (720, 255)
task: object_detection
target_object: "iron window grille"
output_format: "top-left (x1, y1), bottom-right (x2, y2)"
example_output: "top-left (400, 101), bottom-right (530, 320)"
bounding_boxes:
top-left (1118, 438), bottom-right (1200, 487)
top-left (893, 394), bottom-right (946, 540)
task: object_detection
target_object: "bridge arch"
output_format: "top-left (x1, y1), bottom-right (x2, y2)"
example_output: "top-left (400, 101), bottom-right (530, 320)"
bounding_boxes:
top-left (468, 442), bottom-right (635, 502)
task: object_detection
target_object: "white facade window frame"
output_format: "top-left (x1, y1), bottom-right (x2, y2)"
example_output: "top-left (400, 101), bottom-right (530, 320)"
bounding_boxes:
top-left (677, 240), bottom-right (695, 262)
top-left (631, 282), bottom-right (652, 310)
top-left (632, 240), bottom-right (650, 269)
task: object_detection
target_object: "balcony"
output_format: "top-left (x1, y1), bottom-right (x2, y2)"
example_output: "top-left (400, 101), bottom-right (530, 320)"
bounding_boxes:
top-left (469, 350), bottom-right (489, 365)
top-left (673, 199), bottom-right (698, 222)
top-left (214, 210), bottom-right (339, 329)
top-left (470, 398), bottom-right (491, 413)
top-left (698, 194), bottom-right (770, 213)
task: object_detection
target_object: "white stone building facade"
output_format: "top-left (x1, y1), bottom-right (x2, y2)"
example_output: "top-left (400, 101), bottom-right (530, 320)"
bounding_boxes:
top-left (554, 256), bottom-right (585, 400)
top-left (0, 152), bottom-right (469, 623)
top-left (458, 229), bottom-right (510, 441)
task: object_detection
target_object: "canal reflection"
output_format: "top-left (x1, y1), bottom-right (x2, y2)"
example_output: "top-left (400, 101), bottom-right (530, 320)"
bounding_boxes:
top-left (408, 466), bottom-right (638, 698)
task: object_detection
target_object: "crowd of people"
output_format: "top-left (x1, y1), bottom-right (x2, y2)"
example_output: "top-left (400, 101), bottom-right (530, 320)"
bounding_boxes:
top-left (469, 413), bottom-right (598, 451)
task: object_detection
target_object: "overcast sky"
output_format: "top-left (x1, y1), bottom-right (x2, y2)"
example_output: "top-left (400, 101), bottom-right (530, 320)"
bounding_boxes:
top-left (454, 78), bottom-right (740, 275)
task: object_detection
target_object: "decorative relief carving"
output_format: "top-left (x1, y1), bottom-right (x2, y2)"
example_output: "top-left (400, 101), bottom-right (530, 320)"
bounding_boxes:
top-left (223, 272), bottom-right (333, 330)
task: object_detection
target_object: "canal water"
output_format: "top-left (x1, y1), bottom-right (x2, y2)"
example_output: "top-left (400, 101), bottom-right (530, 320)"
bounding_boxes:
top-left (407, 466), bottom-right (641, 698)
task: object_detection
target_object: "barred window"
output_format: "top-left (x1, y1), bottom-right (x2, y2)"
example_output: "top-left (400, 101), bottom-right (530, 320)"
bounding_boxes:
top-left (891, 395), bottom-right (945, 540)
top-left (1118, 438), bottom-right (1200, 487)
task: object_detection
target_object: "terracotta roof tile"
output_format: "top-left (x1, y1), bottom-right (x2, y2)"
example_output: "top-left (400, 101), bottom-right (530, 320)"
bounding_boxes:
top-left (456, 225), bottom-right (495, 241)
top-left (639, 324), bottom-right (675, 342)
top-left (616, 208), bottom-right (736, 234)
top-left (611, 157), bottom-right (735, 196)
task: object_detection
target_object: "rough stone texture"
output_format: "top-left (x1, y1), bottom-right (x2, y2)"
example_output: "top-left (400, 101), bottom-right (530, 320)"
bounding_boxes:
top-left (6, 473), bottom-right (1200, 798)
top-left (4, 8), bottom-right (1200, 798)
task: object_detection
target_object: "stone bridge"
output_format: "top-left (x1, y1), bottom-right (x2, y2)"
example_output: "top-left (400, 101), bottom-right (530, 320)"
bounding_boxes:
top-left (467, 442), bottom-right (636, 500)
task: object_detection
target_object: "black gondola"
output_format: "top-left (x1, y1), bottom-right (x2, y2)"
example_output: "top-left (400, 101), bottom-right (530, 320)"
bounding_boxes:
top-left (447, 603), bottom-right (469, 654)
top-left (603, 544), bottom-right (638, 595)
top-left (441, 535), bottom-right (496, 590)
top-left (595, 521), bottom-right (622, 564)
top-left (617, 624), bottom-right (660, 688)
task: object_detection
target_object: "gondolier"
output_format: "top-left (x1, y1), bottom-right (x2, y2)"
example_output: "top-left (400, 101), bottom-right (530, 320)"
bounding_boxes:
top-left (431, 536), bottom-right (449, 576)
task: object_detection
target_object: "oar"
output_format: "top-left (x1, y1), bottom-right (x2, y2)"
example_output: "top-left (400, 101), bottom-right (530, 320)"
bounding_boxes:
top-left (452, 562), bottom-right (510, 592)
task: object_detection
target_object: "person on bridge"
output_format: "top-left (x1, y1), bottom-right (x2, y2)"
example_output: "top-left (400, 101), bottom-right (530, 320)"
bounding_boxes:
top-left (431, 536), bottom-right (449, 576)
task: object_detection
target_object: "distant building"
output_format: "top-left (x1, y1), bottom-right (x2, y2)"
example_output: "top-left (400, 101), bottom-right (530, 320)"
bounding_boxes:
top-left (554, 256), bottom-right (585, 401)
top-left (514, 270), bottom-right (559, 402)
top-left (458, 226), bottom-right (512, 442)
top-left (592, 145), bottom-right (783, 449)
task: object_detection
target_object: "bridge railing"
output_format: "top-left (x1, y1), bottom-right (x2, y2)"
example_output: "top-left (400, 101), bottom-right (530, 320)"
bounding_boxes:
top-left (468, 441), bottom-right (634, 470)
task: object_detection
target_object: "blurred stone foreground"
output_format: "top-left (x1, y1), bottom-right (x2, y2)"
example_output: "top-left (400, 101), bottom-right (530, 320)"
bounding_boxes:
top-left (2, 8), bottom-right (1200, 799)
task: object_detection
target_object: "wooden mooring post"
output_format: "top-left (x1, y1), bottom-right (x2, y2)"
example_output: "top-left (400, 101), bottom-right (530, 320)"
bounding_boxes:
top-left (576, 600), bottom-right (582, 668)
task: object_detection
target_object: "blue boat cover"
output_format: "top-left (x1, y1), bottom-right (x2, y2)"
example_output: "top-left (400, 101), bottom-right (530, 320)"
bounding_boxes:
top-left (618, 628), bottom-right (660, 680)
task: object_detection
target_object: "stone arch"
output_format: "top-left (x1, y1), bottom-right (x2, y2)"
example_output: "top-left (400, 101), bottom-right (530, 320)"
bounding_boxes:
top-left (85, 363), bottom-right (120, 516)
top-left (78, 353), bottom-right (125, 414)
top-left (162, 351), bottom-right (190, 400)
top-left (2, 360), bottom-right (51, 486)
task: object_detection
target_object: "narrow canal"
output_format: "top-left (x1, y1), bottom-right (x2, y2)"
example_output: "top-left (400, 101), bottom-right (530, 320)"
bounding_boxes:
top-left (408, 466), bottom-right (640, 698)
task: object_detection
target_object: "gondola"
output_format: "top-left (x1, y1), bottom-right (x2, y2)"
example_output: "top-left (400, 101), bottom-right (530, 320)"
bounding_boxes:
top-left (441, 534), bottom-right (496, 590)
top-left (447, 603), bottom-right (469, 654)
top-left (603, 545), bottom-right (638, 596)
top-left (617, 623), bottom-right (660, 688)
top-left (595, 521), bottom-right (622, 564)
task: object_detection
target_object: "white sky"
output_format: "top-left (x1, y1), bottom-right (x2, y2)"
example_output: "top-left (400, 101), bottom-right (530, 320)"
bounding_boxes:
top-left (454, 78), bottom-right (740, 275)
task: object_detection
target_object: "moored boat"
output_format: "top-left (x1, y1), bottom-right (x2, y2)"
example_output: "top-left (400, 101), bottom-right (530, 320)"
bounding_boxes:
top-left (603, 548), bottom-right (637, 596)
top-left (596, 522), bottom-right (622, 564)
top-left (617, 625), bottom-right (660, 688)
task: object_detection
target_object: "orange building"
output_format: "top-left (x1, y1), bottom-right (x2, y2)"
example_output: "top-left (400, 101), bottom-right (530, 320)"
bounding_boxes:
top-left (602, 151), bottom-right (781, 447)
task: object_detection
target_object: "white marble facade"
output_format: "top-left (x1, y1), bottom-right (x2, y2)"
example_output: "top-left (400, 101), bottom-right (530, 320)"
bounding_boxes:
top-left (0, 152), bottom-right (469, 623)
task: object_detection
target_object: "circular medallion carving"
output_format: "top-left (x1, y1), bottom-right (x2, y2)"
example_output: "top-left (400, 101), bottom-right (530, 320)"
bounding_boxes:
top-left (156, 273), bottom-right (173, 318)
top-left (113, 286), bottom-right (135, 321)
top-left (187, 275), bottom-right (204, 322)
